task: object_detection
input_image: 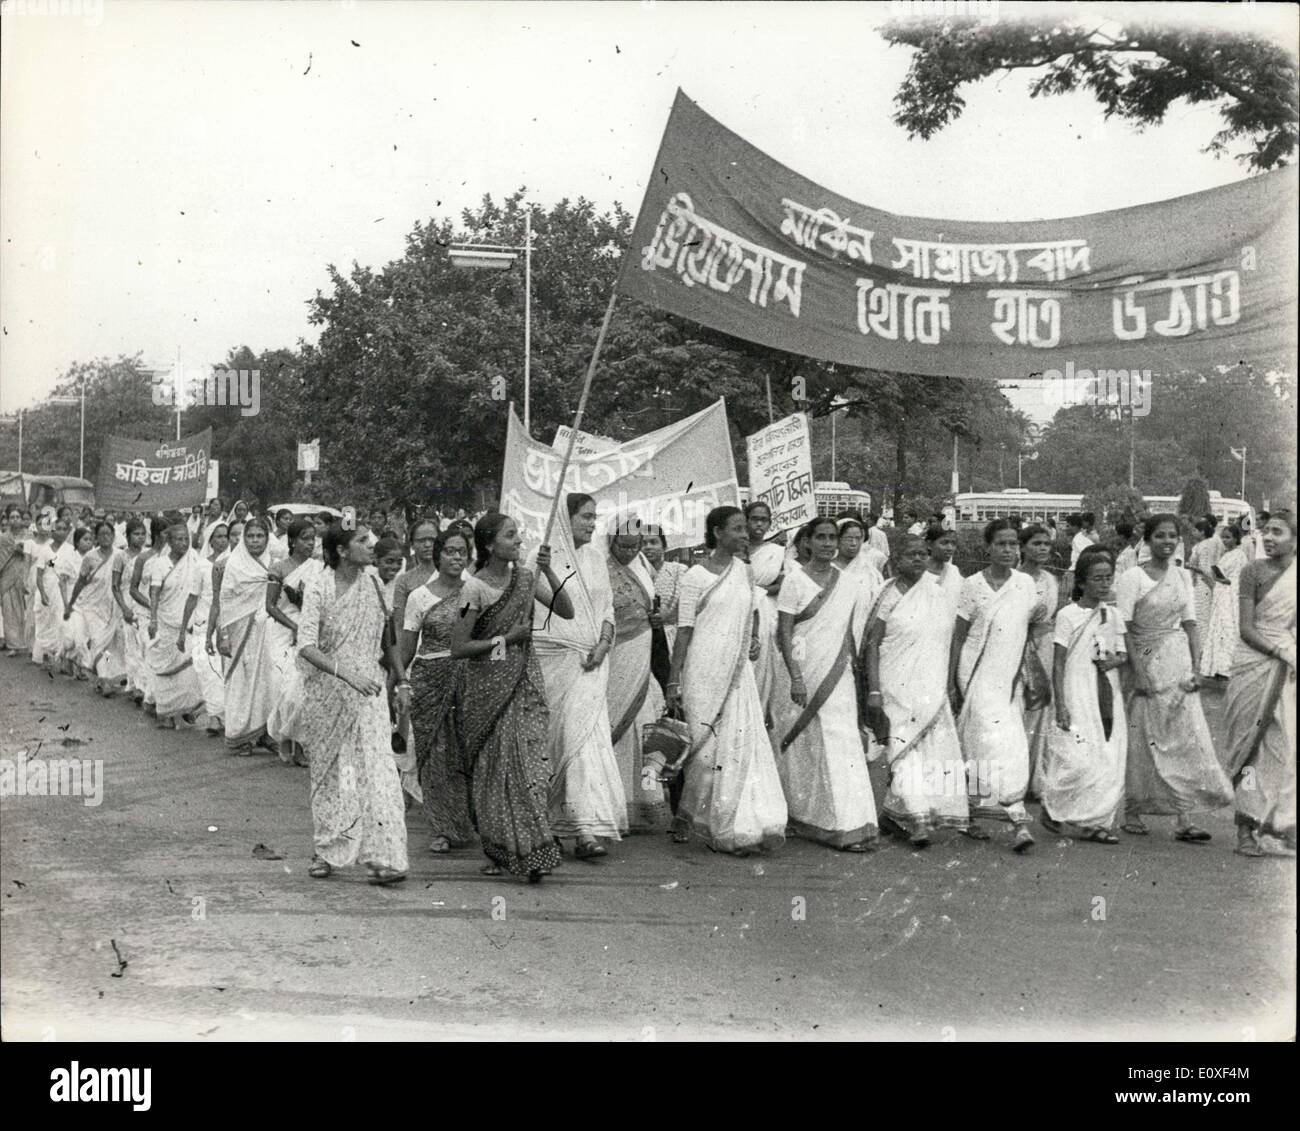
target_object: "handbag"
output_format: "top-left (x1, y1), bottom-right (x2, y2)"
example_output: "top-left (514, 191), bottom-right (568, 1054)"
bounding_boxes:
top-left (641, 702), bottom-right (692, 778)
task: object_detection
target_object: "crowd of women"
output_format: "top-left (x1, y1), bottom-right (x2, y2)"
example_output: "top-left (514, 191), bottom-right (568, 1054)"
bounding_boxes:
top-left (0, 493), bottom-right (1293, 887)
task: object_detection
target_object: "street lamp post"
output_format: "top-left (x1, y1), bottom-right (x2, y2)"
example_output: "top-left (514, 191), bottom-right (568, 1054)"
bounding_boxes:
top-left (48, 379), bottom-right (86, 478)
top-left (449, 214), bottom-right (534, 434)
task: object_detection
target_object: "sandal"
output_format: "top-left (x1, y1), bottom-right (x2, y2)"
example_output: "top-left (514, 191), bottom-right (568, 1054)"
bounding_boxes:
top-left (367, 867), bottom-right (407, 886)
top-left (308, 857), bottom-right (332, 879)
top-left (574, 840), bottom-right (608, 860)
top-left (909, 829), bottom-right (932, 849)
top-left (1234, 829), bottom-right (1265, 858)
top-left (1174, 825), bottom-right (1212, 843)
top-left (962, 823), bottom-right (990, 841)
top-left (1081, 827), bottom-right (1119, 844)
top-left (1011, 825), bottom-right (1035, 853)
top-left (842, 840), bottom-right (877, 853)
top-left (1040, 813), bottom-right (1065, 835)
top-left (1120, 820), bottom-right (1149, 836)
top-left (429, 836), bottom-right (452, 854)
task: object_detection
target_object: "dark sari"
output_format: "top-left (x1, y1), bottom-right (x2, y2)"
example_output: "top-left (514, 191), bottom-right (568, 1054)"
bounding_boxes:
top-left (459, 566), bottom-right (560, 876)
top-left (409, 587), bottom-right (474, 845)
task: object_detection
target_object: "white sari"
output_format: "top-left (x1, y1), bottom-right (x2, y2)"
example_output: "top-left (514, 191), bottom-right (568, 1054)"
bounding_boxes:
top-left (607, 551), bottom-right (669, 831)
top-left (956, 571), bottom-right (1042, 821)
top-left (772, 565), bottom-right (878, 847)
top-left (529, 537), bottom-right (626, 840)
top-left (872, 575), bottom-right (969, 834)
top-left (266, 556), bottom-right (325, 749)
top-left (217, 541), bottom-right (274, 751)
top-left (145, 550), bottom-right (204, 718)
top-left (29, 540), bottom-right (60, 665)
top-left (1039, 603), bottom-right (1127, 829)
top-left (76, 546), bottom-right (125, 683)
top-left (115, 549), bottom-right (147, 694)
top-left (677, 559), bottom-right (787, 852)
top-left (188, 557), bottom-right (225, 721)
top-left (748, 540), bottom-right (785, 715)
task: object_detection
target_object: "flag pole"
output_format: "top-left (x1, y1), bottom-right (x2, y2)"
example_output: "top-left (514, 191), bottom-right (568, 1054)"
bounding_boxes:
top-left (541, 291), bottom-right (617, 547)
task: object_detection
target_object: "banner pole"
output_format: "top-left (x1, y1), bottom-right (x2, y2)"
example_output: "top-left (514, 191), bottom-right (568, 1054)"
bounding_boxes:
top-left (765, 374), bottom-right (774, 424)
top-left (541, 290), bottom-right (617, 546)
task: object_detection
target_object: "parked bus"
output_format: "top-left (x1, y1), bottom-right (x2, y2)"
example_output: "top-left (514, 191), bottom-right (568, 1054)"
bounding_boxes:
top-left (955, 487), bottom-right (1253, 527)
top-left (0, 472), bottom-right (96, 512)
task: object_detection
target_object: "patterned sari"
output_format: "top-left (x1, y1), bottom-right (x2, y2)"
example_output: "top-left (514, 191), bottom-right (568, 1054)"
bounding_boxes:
top-left (0, 532), bottom-right (27, 651)
top-left (1224, 559), bottom-right (1296, 839)
top-left (1021, 566), bottom-right (1058, 799)
top-left (460, 566), bottom-right (560, 876)
top-left (296, 570), bottom-right (408, 873)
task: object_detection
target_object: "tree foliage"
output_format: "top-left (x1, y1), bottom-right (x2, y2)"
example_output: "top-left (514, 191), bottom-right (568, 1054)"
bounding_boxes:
top-left (881, 15), bottom-right (1299, 170)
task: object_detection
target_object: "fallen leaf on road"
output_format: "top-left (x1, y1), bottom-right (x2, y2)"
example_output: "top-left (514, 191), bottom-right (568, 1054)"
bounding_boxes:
top-left (252, 843), bottom-right (284, 860)
top-left (109, 939), bottom-right (128, 978)
top-left (659, 881), bottom-right (679, 890)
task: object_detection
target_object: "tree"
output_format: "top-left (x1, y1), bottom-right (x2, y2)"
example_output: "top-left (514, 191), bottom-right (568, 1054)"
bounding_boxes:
top-left (881, 16), bottom-right (1299, 171)
top-left (1081, 484), bottom-right (1147, 529)
top-left (1178, 476), bottom-right (1212, 518)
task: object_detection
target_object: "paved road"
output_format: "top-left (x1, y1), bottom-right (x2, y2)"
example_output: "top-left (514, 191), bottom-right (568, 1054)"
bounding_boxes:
top-left (2, 658), bottom-right (1293, 1041)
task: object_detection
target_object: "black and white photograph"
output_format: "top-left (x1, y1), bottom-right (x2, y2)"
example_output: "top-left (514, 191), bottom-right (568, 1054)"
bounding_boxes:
top-left (0, 0), bottom-right (1295, 1075)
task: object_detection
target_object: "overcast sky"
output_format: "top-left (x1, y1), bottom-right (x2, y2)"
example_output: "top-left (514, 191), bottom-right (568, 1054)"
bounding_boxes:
top-left (1, 0), bottom-right (1295, 418)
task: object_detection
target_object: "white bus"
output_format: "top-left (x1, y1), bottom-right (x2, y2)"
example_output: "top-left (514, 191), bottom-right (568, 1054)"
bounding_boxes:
top-left (956, 488), bottom-right (1253, 527)
top-left (738, 481), bottom-right (873, 519)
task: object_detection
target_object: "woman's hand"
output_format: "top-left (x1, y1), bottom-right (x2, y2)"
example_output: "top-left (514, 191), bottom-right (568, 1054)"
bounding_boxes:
top-left (290, 627), bottom-right (298, 647)
top-left (176, 632), bottom-right (187, 653)
top-left (148, 619), bottom-right (158, 640)
top-left (1055, 707), bottom-right (1072, 731)
top-left (504, 621), bottom-right (531, 646)
top-left (63, 608), bottom-right (72, 621)
top-left (790, 674), bottom-right (807, 707)
top-left (748, 635), bottom-right (761, 662)
top-left (664, 683), bottom-right (681, 714)
top-left (341, 665), bottom-right (382, 697)
top-left (1178, 675), bottom-right (1201, 694)
top-left (535, 544), bottom-right (552, 572)
top-left (122, 608), bottom-right (135, 626)
top-left (582, 643), bottom-right (609, 671)
top-left (865, 702), bottom-right (889, 746)
top-left (948, 683), bottom-right (963, 713)
top-left (394, 684), bottom-right (412, 714)
top-left (205, 635), bottom-right (216, 656)
top-left (648, 610), bottom-right (663, 630)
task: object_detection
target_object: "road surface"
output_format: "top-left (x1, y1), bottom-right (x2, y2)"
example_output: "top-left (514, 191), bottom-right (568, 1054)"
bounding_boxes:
top-left (2, 657), bottom-right (1293, 1041)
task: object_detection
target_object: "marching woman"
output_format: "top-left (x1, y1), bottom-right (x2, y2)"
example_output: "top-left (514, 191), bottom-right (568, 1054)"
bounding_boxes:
top-left (450, 512), bottom-right (574, 882)
top-left (861, 536), bottom-right (970, 847)
top-left (773, 516), bottom-right (878, 851)
top-left (295, 523), bottom-right (409, 886)
top-left (0, 508), bottom-right (31, 656)
top-left (401, 528), bottom-right (474, 854)
top-left (264, 519), bottom-right (323, 765)
top-left (144, 521), bottom-right (205, 730)
top-left (1039, 547), bottom-right (1127, 844)
top-left (180, 523), bottom-right (228, 736)
top-left (33, 517), bottom-right (73, 677)
top-left (926, 523), bottom-right (964, 615)
top-left (664, 506), bottom-right (787, 855)
top-left (61, 527), bottom-right (94, 679)
top-left (949, 519), bottom-right (1051, 852)
top-left (1019, 523), bottom-right (1060, 797)
top-left (833, 515), bottom-right (884, 647)
top-left (1199, 522), bottom-right (1248, 680)
top-left (1186, 518), bottom-right (1224, 631)
top-left (606, 526), bottom-right (671, 833)
top-left (744, 501), bottom-right (785, 715)
top-left (129, 519), bottom-right (168, 711)
top-left (391, 520), bottom-right (441, 643)
top-left (643, 528), bottom-right (686, 692)
top-left (63, 520), bottom-right (127, 696)
top-left (527, 494), bottom-right (625, 859)
top-left (1117, 513), bottom-right (1232, 842)
top-left (1223, 511), bottom-right (1296, 856)
top-left (215, 515), bottom-right (277, 756)
top-left (113, 519), bottom-right (149, 701)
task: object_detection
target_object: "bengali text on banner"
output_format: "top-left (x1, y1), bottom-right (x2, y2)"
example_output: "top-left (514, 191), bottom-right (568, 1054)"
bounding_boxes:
top-left (96, 428), bottom-right (213, 511)
top-left (746, 412), bottom-right (817, 535)
top-left (617, 90), bottom-right (1298, 380)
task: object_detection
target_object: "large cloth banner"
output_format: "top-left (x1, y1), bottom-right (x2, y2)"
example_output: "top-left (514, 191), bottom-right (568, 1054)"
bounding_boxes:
top-left (618, 90), bottom-right (1298, 379)
top-left (552, 425), bottom-right (618, 458)
top-left (501, 400), bottom-right (740, 551)
top-left (96, 428), bottom-right (213, 511)
top-left (746, 412), bottom-right (816, 535)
